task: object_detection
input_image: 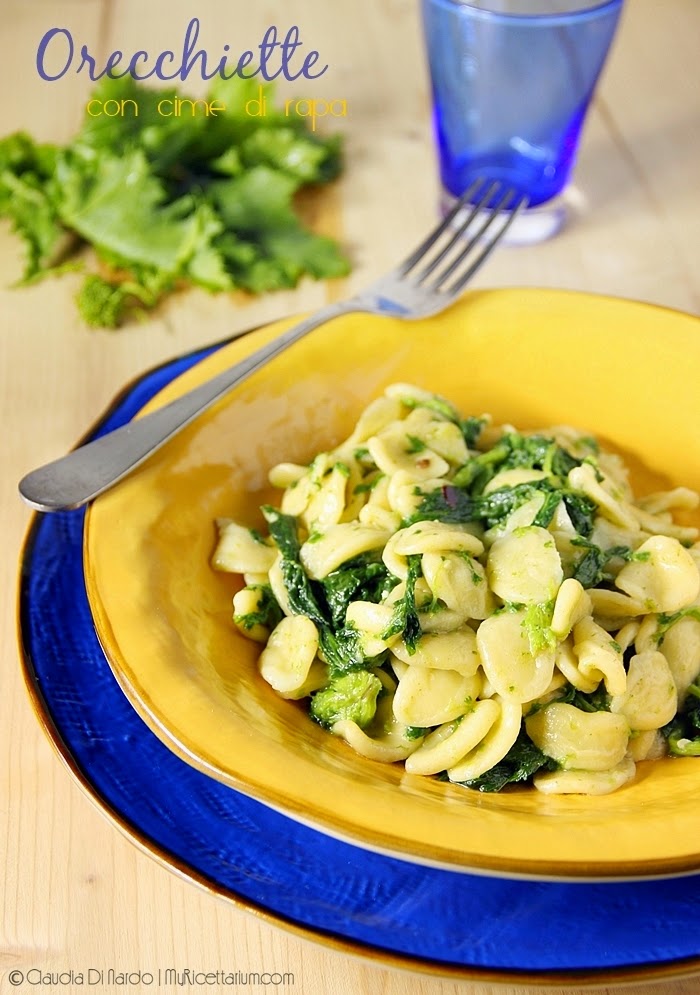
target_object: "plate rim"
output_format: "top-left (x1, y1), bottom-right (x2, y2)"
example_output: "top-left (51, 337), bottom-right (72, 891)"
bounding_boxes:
top-left (15, 310), bottom-right (700, 987)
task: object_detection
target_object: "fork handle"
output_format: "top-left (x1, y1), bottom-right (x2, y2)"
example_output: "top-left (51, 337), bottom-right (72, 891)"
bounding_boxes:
top-left (19, 300), bottom-right (359, 512)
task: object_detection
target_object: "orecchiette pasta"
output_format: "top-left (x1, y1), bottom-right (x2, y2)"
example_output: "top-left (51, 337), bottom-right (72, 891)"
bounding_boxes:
top-left (487, 525), bottom-right (564, 604)
top-left (476, 610), bottom-right (555, 702)
top-left (258, 615), bottom-right (320, 697)
top-left (392, 665), bottom-right (482, 727)
top-left (212, 385), bottom-right (700, 796)
top-left (525, 702), bottom-right (630, 771)
top-left (390, 628), bottom-right (481, 676)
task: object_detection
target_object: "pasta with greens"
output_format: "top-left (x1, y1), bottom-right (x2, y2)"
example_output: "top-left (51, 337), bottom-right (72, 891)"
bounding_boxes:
top-left (212, 384), bottom-right (700, 795)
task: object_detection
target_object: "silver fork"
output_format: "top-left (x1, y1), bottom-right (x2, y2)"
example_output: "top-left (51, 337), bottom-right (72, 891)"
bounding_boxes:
top-left (19, 178), bottom-right (527, 512)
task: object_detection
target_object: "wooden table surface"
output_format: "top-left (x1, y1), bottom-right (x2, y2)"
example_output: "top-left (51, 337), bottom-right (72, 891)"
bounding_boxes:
top-left (2, 1), bottom-right (700, 993)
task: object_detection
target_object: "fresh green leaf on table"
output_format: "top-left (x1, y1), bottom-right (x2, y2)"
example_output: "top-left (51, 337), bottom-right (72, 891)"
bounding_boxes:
top-left (209, 166), bottom-right (348, 291)
top-left (0, 132), bottom-right (65, 277)
top-left (56, 148), bottom-right (214, 274)
top-left (0, 74), bottom-right (348, 327)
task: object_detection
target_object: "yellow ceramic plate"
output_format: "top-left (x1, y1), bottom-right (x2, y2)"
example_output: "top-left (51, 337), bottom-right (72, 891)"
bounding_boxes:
top-left (85, 288), bottom-right (700, 880)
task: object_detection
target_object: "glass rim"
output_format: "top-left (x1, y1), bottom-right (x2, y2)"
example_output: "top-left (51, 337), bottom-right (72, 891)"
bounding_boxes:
top-left (428, 0), bottom-right (624, 24)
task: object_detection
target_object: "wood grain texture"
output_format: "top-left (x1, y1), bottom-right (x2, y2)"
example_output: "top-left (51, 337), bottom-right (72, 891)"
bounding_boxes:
top-left (2, 1), bottom-right (699, 993)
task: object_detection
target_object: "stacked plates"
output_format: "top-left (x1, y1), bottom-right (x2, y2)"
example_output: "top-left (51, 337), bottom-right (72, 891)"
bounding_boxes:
top-left (19, 292), bottom-right (700, 985)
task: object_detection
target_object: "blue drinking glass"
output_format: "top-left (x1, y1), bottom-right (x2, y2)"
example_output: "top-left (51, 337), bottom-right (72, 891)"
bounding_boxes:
top-left (421, 0), bottom-right (624, 239)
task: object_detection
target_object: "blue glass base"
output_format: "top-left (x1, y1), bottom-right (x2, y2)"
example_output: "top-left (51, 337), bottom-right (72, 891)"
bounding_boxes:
top-left (440, 185), bottom-right (584, 245)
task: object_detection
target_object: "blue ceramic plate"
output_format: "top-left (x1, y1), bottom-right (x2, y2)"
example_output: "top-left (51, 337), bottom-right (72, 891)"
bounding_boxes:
top-left (18, 341), bottom-right (700, 987)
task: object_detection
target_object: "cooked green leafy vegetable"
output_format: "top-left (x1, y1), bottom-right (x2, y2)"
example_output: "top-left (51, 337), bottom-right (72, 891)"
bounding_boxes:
top-left (662, 682), bottom-right (700, 756)
top-left (450, 432), bottom-right (578, 486)
top-left (381, 554), bottom-right (422, 652)
top-left (556, 682), bottom-right (612, 713)
top-left (261, 506), bottom-right (364, 675)
top-left (410, 479), bottom-right (596, 535)
top-left (405, 435), bottom-right (428, 454)
top-left (233, 584), bottom-right (283, 632)
top-left (561, 492), bottom-right (597, 538)
top-left (405, 725), bottom-right (429, 741)
top-left (409, 484), bottom-right (477, 525)
top-left (408, 428), bottom-right (601, 537)
top-left (322, 557), bottom-right (394, 628)
top-left (570, 539), bottom-right (654, 588)
top-left (461, 415), bottom-right (488, 449)
top-left (310, 671), bottom-right (383, 730)
top-left (458, 726), bottom-right (558, 792)
top-left (0, 74), bottom-right (348, 327)
top-left (521, 601), bottom-right (557, 655)
top-left (655, 607), bottom-right (700, 645)
top-left (571, 539), bottom-right (631, 588)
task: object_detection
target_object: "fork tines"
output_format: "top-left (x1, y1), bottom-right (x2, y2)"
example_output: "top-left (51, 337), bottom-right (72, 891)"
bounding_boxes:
top-left (400, 178), bottom-right (528, 295)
